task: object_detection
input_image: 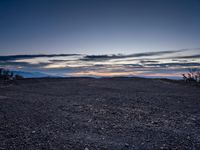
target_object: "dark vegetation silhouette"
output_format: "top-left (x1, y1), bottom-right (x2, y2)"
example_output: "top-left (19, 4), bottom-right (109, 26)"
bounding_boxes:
top-left (0, 68), bottom-right (23, 81)
top-left (182, 68), bottom-right (200, 83)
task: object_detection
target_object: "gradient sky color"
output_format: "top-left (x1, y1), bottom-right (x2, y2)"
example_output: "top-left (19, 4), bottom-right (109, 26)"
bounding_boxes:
top-left (0, 49), bottom-right (199, 78)
top-left (0, 0), bottom-right (200, 55)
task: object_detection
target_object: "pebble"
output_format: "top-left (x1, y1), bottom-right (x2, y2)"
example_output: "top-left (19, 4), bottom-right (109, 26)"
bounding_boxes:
top-left (31, 131), bottom-right (36, 134)
top-left (125, 143), bottom-right (129, 147)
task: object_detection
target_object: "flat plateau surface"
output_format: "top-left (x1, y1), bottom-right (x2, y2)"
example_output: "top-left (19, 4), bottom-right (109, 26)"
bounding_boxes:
top-left (0, 78), bottom-right (200, 150)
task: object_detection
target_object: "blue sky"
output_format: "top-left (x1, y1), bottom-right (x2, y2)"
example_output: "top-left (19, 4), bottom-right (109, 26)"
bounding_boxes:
top-left (0, 0), bottom-right (199, 78)
top-left (0, 0), bottom-right (200, 55)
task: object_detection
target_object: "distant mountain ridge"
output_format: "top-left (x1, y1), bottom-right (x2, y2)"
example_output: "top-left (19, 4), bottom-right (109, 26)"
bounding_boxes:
top-left (13, 71), bottom-right (52, 78)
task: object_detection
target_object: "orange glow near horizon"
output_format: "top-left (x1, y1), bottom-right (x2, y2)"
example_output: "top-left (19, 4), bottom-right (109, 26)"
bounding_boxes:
top-left (67, 71), bottom-right (183, 78)
top-left (68, 71), bottom-right (135, 77)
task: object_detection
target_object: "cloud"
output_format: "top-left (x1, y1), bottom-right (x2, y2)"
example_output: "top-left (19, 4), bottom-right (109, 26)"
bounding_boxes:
top-left (0, 48), bottom-right (199, 78)
top-left (81, 49), bottom-right (186, 61)
top-left (0, 61), bottom-right (52, 69)
top-left (0, 54), bottom-right (79, 61)
top-left (146, 62), bottom-right (200, 67)
top-left (140, 60), bottom-right (159, 64)
top-left (174, 54), bottom-right (200, 59)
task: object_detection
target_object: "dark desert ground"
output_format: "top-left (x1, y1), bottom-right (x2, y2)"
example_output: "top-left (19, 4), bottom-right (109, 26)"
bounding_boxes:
top-left (0, 77), bottom-right (200, 150)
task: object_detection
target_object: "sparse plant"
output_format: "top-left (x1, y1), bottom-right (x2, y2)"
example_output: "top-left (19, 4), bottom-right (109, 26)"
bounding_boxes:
top-left (0, 68), bottom-right (23, 81)
top-left (15, 74), bottom-right (24, 80)
top-left (182, 68), bottom-right (200, 84)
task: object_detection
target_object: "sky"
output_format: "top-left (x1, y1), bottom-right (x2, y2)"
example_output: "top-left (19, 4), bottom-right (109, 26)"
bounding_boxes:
top-left (0, 0), bottom-right (200, 55)
top-left (0, 49), bottom-right (199, 78)
top-left (0, 0), bottom-right (200, 78)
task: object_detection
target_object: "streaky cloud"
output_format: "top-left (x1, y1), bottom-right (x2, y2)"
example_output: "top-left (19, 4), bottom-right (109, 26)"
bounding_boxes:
top-left (174, 54), bottom-right (200, 59)
top-left (0, 48), bottom-right (199, 79)
top-left (146, 62), bottom-right (200, 67)
top-left (81, 49), bottom-right (187, 61)
top-left (0, 54), bottom-right (80, 61)
top-left (0, 61), bottom-right (52, 68)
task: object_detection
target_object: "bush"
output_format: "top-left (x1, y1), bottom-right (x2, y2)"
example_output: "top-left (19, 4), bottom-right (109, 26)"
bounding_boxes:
top-left (15, 74), bottom-right (24, 80)
top-left (0, 68), bottom-right (24, 81)
top-left (182, 68), bottom-right (200, 83)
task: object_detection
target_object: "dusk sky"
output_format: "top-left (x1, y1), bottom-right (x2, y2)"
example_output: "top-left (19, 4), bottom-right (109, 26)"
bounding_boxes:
top-left (0, 0), bottom-right (199, 78)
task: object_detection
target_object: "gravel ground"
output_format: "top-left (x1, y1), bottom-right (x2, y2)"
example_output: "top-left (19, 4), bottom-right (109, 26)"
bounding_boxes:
top-left (0, 77), bottom-right (200, 150)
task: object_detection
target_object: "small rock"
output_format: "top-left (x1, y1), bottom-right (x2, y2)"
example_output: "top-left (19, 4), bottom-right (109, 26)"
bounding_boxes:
top-left (125, 143), bottom-right (129, 147)
top-left (31, 131), bottom-right (36, 134)
top-left (187, 136), bottom-right (190, 139)
top-left (88, 119), bottom-right (92, 123)
top-left (84, 148), bottom-right (89, 150)
top-left (151, 121), bottom-right (158, 124)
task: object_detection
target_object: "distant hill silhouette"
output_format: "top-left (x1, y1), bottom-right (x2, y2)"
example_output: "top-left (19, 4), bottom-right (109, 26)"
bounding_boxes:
top-left (12, 71), bottom-right (52, 78)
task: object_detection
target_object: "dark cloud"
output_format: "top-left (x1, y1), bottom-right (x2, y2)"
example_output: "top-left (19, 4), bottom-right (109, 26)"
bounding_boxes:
top-left (0, 61), bottom-right (52, 68)
top-left (80, 55), bottom-right (115, 61)
top-left (140, 60), bottom-right (159, 64)
top-left (81, 49), bottom-right (185, 61)
top-left (146, 62), bottom-right (200, 67)
top-left (0, 54), bottom-right (79, 61)
top-left (172, 59), bottom-right (188, 63)
top-left (174, 54), bottom-right (200, 59)
top-left (49, 59), bottom-right (78, 63)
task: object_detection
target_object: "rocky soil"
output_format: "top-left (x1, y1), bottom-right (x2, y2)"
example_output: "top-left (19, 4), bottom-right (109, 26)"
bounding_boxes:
top-left (0, 77), bottom-right (200, 150)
